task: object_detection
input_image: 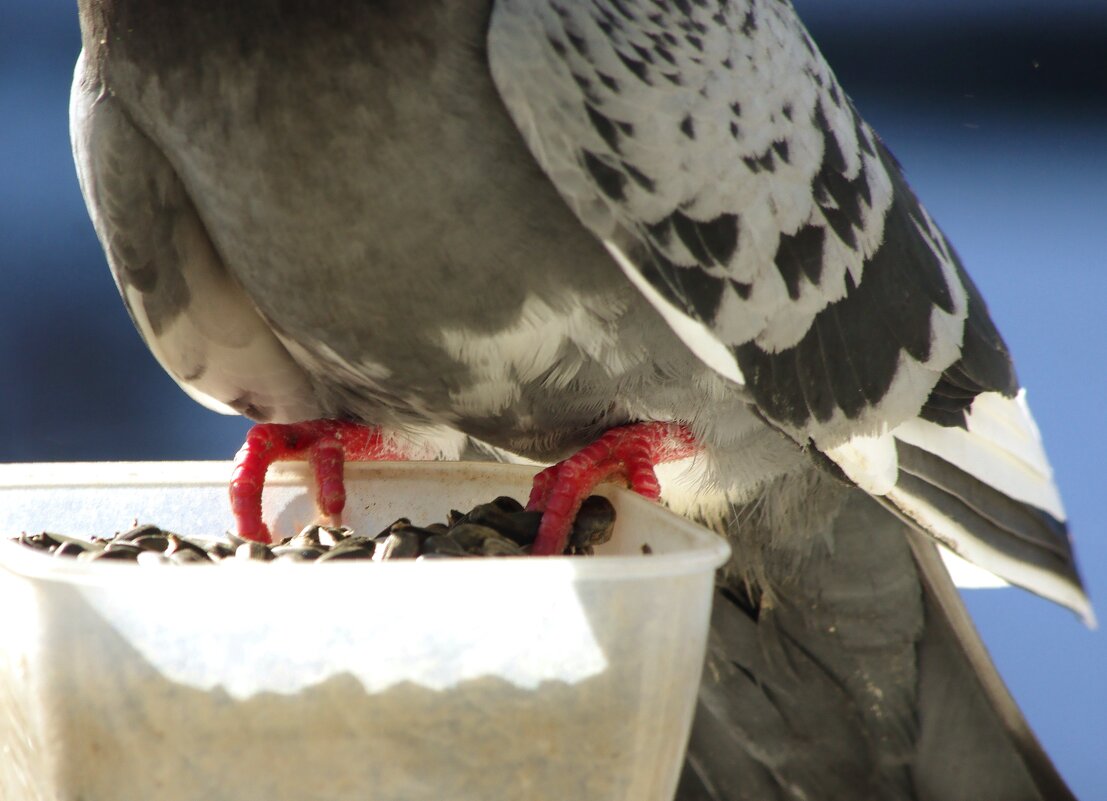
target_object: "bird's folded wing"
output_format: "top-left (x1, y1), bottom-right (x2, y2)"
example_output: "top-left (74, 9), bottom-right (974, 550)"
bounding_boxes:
top-left (70, 51), bottom-right (319, 424)
top-left (489, 0), bottom-right (967, 444)
top-left (487, 0), bottom-right (1089, 618)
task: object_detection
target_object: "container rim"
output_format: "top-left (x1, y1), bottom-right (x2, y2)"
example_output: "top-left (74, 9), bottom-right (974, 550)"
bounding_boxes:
top-left (0, 460), bottom-right (731, 585)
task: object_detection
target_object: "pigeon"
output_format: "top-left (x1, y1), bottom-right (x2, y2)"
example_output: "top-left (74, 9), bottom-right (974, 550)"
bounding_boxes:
top-left (71, 2), bottom-right (1089, 799)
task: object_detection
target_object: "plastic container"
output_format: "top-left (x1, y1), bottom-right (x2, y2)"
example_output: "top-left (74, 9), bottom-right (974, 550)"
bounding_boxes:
top-left (0, 461), bottom-right (729, 801)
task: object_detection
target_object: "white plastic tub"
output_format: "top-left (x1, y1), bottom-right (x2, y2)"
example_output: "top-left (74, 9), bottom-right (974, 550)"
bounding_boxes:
top-left (0, 461), bottom-right (729, 801)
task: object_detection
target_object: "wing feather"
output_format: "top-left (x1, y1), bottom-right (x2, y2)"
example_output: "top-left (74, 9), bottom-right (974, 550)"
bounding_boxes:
top-left (489, 0), bottom-right (1088, 616)
top-left (489, 0), bottom-right (967, 447)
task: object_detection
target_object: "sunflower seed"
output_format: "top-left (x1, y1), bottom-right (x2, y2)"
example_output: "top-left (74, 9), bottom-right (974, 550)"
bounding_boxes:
top-left (235, 542), bottom-right (274, 561)
top-left (569, 496), bottom-right (616, 549)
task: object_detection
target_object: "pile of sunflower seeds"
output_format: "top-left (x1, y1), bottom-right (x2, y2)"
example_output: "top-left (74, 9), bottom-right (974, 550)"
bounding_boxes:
top-left (12, 495), bottom-right (616, 564)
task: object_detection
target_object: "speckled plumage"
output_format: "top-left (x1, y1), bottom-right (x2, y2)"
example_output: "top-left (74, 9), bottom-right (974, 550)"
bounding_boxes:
top-left (72, 1), bottom-right (1086, 798)
top-left (487, 0), bottom-right (1085, 615)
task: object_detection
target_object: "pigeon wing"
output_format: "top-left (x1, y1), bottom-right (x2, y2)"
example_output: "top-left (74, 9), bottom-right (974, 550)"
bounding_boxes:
top-left (487, 0), bottom-right (1088, 618)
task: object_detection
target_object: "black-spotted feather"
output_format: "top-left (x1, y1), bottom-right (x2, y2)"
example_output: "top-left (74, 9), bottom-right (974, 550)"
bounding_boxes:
top-left (488, 0), bottom-right (1088, 620)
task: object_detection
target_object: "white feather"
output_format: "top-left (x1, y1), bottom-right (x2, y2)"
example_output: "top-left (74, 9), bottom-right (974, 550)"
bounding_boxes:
top-left (889, 479), bottom-right (1093, 625)
top-left (938, 546), bottom-right (1009, 589)
top-left (437, 291), bottom-right (638, 417)
top-left (824, 433), bottom-right (898, 496)
top-left (893, 390), bottom-right (1066, 521)
top-left (605, 243), bottom-right (746, 386)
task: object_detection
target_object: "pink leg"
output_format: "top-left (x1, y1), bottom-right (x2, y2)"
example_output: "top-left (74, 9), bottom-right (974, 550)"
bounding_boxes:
top-left (526, 422), bottom-right (698, 556)
top-left (229, 420), bottom-right (408, 542)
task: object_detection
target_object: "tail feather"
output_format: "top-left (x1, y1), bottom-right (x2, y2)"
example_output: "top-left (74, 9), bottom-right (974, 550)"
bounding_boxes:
top-left (908, 530), bottom-right (1076, 801)
top-left (676, 483), bottom-right (1076, 801)
top-left (897, 442), bottom-right (1069, 558)
top-left (884, 441), bottom-right (1092, 624)
top-left (827, 389), bottom-right (1092, 621)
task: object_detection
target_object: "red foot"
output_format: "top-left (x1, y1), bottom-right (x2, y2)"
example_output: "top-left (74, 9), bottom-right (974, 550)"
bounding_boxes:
top-left (526, 422), bottom-right (698, 556)
top-left (230, 420), bottom-right (408, 542)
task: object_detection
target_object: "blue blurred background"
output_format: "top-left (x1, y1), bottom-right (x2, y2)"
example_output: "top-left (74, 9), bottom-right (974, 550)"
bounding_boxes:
top-left (3, 1), bottom-right (1104, 796)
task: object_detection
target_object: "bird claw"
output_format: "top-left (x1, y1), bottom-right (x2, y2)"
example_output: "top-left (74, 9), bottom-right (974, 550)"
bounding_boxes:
top-left (229, 420), bottom-right (407, 542)
top-left (526, 422), bottom-right (698, 556)
top-left (229, 419), bottom-right (697, 549)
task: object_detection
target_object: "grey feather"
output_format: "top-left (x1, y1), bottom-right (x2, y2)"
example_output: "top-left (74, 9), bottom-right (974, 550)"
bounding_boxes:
top-left (680, 473), bottom-right (1075, 801)
top-left (70, 48), bottom-right (321, 423)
